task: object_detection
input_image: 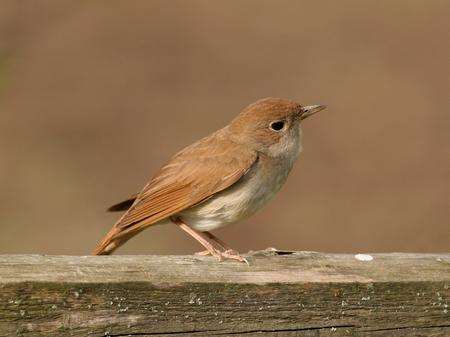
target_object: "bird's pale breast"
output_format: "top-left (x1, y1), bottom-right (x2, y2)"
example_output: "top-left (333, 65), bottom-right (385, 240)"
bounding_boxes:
top-left (179, 127), bottom-right (302, 231)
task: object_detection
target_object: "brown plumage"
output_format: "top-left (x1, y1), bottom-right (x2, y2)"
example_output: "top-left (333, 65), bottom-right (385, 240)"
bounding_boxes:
top-left (93, 97), bottom-right (326, 260)
top-left (93, 128), bottom-right (257, 255)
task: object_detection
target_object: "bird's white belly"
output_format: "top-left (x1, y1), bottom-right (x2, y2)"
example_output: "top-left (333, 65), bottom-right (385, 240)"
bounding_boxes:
top-left (179, 133), bottom-right (302, 231)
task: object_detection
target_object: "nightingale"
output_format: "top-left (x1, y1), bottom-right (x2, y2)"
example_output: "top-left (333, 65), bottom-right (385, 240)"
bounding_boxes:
top-left (93, 97), bottom-right (326, 262)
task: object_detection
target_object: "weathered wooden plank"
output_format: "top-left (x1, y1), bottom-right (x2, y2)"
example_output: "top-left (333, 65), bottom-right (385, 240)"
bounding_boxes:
top-left (0, 250), bottom-right (449, 336)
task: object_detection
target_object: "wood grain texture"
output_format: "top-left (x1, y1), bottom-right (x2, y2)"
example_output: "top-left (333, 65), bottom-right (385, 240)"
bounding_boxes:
top-left (0, 250), bottom-right (449, 336)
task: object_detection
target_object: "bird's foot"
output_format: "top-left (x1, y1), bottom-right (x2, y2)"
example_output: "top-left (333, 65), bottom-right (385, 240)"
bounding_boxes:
top-left (220, 250), bottom-right (249, 265)
top-left (195, 249), bottom-right (248, 264)
top-left (195, 248), bottom-right (224, 261)
top-left (195, 249), bottom-right (239, 256)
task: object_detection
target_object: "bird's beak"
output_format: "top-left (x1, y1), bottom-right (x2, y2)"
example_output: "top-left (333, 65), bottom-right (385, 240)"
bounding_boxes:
top-left (300, 105), bottom-right (327, 120)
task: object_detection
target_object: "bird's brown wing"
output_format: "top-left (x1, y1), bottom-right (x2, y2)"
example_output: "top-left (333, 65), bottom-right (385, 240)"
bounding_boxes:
top-left (93, 130), bottom-right (257, 255)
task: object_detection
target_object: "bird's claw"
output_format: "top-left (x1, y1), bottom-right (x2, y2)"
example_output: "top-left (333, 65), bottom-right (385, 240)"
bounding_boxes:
top-left (195, 249), bottom-right (248, 264)
top-left (221, 250), bottom-right (249, 265)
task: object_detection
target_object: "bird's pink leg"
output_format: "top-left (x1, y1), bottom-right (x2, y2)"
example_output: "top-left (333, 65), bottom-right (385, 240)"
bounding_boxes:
top-left (204, 231), bottom-right (239, 255)
top-left (194, 231), bottom-right (247, 264)
top-left (172, 218), bottom-right (247, 263)
top-left (171, 217), bottom-right (222, 261)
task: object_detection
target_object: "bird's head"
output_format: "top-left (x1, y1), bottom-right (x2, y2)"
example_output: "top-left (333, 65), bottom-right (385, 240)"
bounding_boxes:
top-left (229, 97), bottom-right (326, 156)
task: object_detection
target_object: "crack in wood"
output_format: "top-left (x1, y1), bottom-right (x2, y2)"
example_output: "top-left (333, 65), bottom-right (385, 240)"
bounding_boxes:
top-left (105, 325), bottom-right (356, 337)
top-left (106, 325), bottom-right (450, 337)
top-left (213, 324), bottom-right (356, 335)
top-left (361, 324), bottom-right (450, 332)
top-left (108, 330), bottom-right (220, 336)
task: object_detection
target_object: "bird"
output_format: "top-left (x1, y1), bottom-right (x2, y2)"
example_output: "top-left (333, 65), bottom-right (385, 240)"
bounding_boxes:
top-left (93, 97), bottom-right (326, 262)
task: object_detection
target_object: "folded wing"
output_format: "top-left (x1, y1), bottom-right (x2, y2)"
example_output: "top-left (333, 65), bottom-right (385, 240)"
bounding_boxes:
top-left (93, 131), bottom-right (257, 255)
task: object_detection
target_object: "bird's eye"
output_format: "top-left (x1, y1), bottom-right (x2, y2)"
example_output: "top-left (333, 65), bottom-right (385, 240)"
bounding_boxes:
top-left (269, 121), bottom-right (285, 131)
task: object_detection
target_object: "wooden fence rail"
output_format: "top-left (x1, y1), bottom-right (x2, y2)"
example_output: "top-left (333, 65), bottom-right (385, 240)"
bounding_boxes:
top-left (0, 249), bottom-right (449, 336)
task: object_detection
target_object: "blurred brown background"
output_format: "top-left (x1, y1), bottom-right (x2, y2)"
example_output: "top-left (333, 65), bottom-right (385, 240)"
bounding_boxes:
top-left (0, 1), bottom-right (449, 255)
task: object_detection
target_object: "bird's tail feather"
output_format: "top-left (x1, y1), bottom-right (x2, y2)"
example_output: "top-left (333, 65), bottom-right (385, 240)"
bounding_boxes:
top-left (92, 224), bottom-right (144, 255)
